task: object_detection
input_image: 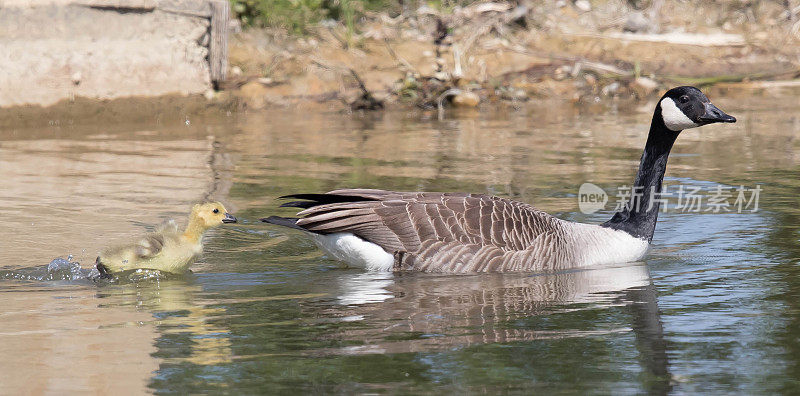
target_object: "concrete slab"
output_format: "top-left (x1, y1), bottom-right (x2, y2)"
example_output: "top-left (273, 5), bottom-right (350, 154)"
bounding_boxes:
top-left (0, 0), bottom-right (215, 107)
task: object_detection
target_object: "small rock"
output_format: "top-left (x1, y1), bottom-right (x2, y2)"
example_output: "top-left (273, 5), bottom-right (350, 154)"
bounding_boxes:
top-left (433, 71), bottom-right (450, 81)
top-left (574, 0), bottom-right (591, 12)
top-left (601, 82), bottom-right (620, 96)
top-left (203, 89), bottom-right (215, 101)
top-left (554, 65), bottom-right (571, 81)
top-left (571, 62), bottom-right (582, 77)
top-left (257, 77), bottom-right (274, 85)
top-left (228, 19), bottom-right (242, 34)
top-left (631, 77), bottom-right (659, 97)
top-left (722, 21), bottom-right (733, 32)
top-left (753, 32), bottom-right (769, 41)
top-left (584, 74), bottom-right (597, 86)
top-left (71, 71), bottom-right (82, 85)
top-left (623, 11), bottom-right (650, 33)
top-left (500, 88), bottom-right (528, 101)
top-left (231, 66), bottom-right (243, 77)
top-left (451, 91), bottom-right (480, 107)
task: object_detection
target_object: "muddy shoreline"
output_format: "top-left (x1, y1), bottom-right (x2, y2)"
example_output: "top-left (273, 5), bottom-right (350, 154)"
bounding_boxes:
top-left (3, 80), bottom-right (800, 131)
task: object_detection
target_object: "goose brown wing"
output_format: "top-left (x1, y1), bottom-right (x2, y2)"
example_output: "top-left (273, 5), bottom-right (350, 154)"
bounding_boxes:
top-left (292, 189), bottom-right (562, 255)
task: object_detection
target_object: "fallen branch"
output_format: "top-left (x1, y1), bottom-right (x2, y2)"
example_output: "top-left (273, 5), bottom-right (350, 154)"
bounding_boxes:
top-left (326, 26), bottom-right (350, 49)
top-left (437, 88), bottom-right (462, 120)
top-left (383, 38), bottom-right (418, 75)
top-left (310, 59), bottom-right (384, 110)
top-left (348, 68), bottom-right (384, 110)
top-left (663, 68), bottom-right (800, 87)
top-left (502, 44), bottom-right (634, 78)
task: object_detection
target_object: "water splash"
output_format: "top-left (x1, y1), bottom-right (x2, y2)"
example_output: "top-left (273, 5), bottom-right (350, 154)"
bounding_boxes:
top-left (2, 256), bottom-right (100, 282)
top-left (46, 256), bottom-right (87, 279)
top-left (124, 268), bottom-right (171, 283)
top-left (0, 252), bottom-right (190, 284)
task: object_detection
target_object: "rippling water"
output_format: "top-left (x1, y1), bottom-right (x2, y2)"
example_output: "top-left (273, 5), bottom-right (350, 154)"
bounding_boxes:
top-left (1, 89), bottom-right (798, 393)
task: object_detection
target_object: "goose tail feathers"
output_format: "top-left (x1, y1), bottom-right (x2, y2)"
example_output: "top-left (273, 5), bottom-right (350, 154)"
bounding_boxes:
top-left (260, 216), bottom-right (307, 231)
top-left (277, 190), bottom-right (385, 210)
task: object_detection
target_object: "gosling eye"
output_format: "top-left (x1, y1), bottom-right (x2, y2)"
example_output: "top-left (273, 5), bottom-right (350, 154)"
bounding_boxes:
top-left (679, 95), bottom-right (690, 104)
top-left (213, 208), bottom-right (219, 214)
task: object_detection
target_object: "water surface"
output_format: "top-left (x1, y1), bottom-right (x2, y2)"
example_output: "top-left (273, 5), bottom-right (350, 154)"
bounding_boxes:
top-left (1, 91), bottom-right (799, 393)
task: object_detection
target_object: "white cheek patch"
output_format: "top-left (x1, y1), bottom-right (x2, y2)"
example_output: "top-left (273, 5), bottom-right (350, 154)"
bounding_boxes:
top-left (660, 97), bottom-right (699, 131)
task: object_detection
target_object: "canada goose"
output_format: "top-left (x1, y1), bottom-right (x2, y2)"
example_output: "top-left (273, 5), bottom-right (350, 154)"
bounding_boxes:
top-left (262, 86), bottom-right (736, 272)
top-left (96, 202), bottom-right (237, 275)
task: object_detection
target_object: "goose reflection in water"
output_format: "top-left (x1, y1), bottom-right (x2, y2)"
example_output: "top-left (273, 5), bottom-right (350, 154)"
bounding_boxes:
top-left (317, 263), bottom-right (670, 394)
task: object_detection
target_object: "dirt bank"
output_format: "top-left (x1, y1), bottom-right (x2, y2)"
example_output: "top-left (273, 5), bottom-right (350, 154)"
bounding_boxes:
top-left (224, 0), bottom-right (800, 111)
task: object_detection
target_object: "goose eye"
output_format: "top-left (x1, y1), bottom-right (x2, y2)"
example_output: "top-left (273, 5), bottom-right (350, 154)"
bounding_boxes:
top-left (213, 208), bottom-right (219, 214)
top-left (679, 95), bottom-right (689, 104)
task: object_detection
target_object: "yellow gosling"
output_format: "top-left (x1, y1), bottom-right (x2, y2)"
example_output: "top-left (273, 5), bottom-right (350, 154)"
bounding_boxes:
top-left (96, 202), bottom-right (237, 275)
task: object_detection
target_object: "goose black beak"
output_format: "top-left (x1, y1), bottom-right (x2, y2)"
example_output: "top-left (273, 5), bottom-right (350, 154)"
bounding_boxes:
top-left (699, 103), bottom-right (736, 124)
top-left (222, 213), bottom-right (237, 223)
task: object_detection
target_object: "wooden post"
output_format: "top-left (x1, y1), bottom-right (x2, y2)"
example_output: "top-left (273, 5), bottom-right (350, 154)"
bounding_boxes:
top-left (209, 0), bottom-right (229, 89)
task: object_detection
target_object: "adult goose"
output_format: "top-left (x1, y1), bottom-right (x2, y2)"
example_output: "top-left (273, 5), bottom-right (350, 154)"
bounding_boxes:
top-left (262, 86), bottom-right (736, 272)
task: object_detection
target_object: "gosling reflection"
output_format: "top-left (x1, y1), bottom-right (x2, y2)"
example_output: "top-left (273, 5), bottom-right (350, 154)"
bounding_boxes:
top-left (97, 278), bottom-right (234, 366)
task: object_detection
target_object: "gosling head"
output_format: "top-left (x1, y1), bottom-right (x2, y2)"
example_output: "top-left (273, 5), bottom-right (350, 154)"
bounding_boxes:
top-left (190, 202), bottom-right (237, 229)
top-left (658, 86), bottom-right (736, 132)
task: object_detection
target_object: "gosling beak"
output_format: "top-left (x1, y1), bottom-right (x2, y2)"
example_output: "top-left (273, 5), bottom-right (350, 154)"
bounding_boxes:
top-left (698, 102), bottom-right (736, 124)
top-left (222, 213), bottom-right (237, 223)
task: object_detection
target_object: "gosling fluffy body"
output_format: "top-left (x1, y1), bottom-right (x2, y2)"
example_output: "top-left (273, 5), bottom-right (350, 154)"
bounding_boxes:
top-left (96, 202), bottom-right (237, 275)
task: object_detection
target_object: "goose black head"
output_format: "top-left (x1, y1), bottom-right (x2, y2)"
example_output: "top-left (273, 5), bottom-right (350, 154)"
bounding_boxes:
top-left (658, 86), bottom-right (736, 132)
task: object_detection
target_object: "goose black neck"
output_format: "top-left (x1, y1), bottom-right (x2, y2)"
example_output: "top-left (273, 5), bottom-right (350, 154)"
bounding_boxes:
top-left (602, 110), bottom-right (679, 242)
